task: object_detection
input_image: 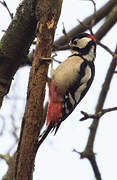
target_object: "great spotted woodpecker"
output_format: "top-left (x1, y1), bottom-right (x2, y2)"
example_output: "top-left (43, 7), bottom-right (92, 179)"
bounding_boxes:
top-left (37, 33), bottom-right (96, 148)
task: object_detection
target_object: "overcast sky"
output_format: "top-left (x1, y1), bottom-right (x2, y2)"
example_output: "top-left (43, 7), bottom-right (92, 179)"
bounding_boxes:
top-left (0, 0), bottom-right (117, 179)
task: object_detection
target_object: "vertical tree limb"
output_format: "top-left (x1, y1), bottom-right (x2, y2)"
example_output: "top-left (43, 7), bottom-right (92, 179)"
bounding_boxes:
top-left (15, 0), bottom-right (63, 179)
top-left (0, 0), bottom-right (37, 107)
top-left (81, 47), bottom-right (117, 180)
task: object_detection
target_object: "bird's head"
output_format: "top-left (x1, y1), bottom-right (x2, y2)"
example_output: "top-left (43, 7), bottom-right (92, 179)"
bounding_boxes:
top-left (69, 33), bottom-right (96, 61)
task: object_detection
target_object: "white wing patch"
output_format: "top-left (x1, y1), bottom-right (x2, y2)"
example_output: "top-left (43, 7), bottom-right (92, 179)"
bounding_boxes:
top-left (81, 65), bottom-right (91, 83)
top-left (75, 65), bottom-right (91, 102)
top-left (68, 92), bottom-right (75, 106)
top-left (75, 83), bottom-right (87, 102)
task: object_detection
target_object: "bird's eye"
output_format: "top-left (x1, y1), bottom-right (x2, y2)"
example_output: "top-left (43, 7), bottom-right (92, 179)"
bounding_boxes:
top-left (73, 40), bottom-right (77, 45)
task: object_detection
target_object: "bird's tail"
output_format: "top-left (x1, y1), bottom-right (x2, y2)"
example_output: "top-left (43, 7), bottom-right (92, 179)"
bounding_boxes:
top-left (35, 123), bottom-right (53, 153)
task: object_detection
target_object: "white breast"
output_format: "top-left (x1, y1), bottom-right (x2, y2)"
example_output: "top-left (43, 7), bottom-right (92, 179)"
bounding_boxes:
top-left (52, 56), bottom-right (84, 91)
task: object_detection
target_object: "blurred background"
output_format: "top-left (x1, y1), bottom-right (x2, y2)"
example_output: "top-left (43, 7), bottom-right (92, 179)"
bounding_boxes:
top-left (0, 0), bottom-right (117, 179)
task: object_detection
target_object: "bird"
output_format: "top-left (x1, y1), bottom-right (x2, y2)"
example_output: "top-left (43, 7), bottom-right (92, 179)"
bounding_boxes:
top-left (37, 33), bottom-right (96, 149)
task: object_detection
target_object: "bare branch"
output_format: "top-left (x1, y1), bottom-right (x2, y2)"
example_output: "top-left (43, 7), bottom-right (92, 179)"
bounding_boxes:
top-left (95, 5), bottom-right (117, 56)
top-left (54, 0), bottom-right (117, 48)
top-left (77, 3), bottom-right (117, 57)
top-left (0, 0), bottom-right (13, 19)
top-left (80, 107), bottom-right (117, 121)
top-left (79, 46), bottom-right (117, 180)
top-left (54, 3), bottom-right (117, 57)
top-left (90, 0), bottom-right (96, 13)
top-left (62, 22), bottom-right (69, 39)
top-left (0, 153), bottom-right (10, 165)
top-left (81, 151), bottom-right (101, 180)
top-left (17, 1), bottom-right (117, 68)
top-left (77, 21), bottom-right (115, 57)
top-left (77, 19), bottom-right (91, 33)
top-left (0, 0), bottom-right (38, 107)
top-left (77, 19), bottom-right (115, 57)
top-left (2, 153), bottom-right (16, 180)
top-left (96, 41), bottom-right (115, 57)
top-left (90, 0), bottom-right (96, 30)
top-left (95, 5), bottom-right (117, 41)
top-left (73, 149), bottom-right (101, 180)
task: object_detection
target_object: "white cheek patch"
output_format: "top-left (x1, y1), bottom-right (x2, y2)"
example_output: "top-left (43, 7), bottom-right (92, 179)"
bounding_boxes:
top-left (77, 37), bottom-right (91, 48)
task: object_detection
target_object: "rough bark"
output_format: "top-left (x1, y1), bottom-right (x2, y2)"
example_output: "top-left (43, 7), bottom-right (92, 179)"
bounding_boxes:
top-left (18, 0), bottom-right (117, 67)
top-left (15, 0), bottom-right (62, 179)
top-left (0, 0), bottom-right (37, 107)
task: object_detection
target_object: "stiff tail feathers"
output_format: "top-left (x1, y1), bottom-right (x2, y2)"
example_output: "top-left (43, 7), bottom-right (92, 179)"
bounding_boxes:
top-left (36, 123), bottom-right (53, 152)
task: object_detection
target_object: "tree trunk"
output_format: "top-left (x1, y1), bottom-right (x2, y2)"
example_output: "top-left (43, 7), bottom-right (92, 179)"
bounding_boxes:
top-left (15, 0), bottom-right (63, 179)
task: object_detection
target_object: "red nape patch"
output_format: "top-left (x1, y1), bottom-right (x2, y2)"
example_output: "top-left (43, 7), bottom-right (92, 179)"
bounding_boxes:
top-left (88, 35), bottom-right (96, 42)
top-left (46, 102), bottom-right (62, 126)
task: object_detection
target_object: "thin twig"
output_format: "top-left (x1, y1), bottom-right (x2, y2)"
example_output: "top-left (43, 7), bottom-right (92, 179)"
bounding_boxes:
top-left (90, 0), bottom-right (96, 13)
top-left (90, 0), bottom-right (96, 30)
top-left (77, 19), bottom-right (91, 33)
top-left (54, 0), bottom-right (116, 48)
top-left (62, 22), bottom-right (68, 38)
top-left (0, 153), bottom-right (10, 165)
top-left (97, 41), bottom-right (115, 57)
top-left (80, 107), bottom-right (117, 121)
top-left (0, 0), bottom-right (13, 20)
top-left (73, 148), bottom-right (101, 180)
top-left (79, 46), bottom-right (117, 180)
top-left (95, 5), bottom-right (117, 42)
top-left (77, 16), bottom-right (115, 57)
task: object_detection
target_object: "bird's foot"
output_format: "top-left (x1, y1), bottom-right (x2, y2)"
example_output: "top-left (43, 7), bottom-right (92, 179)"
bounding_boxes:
top-left (39, 57), bottom-right (53, 65)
